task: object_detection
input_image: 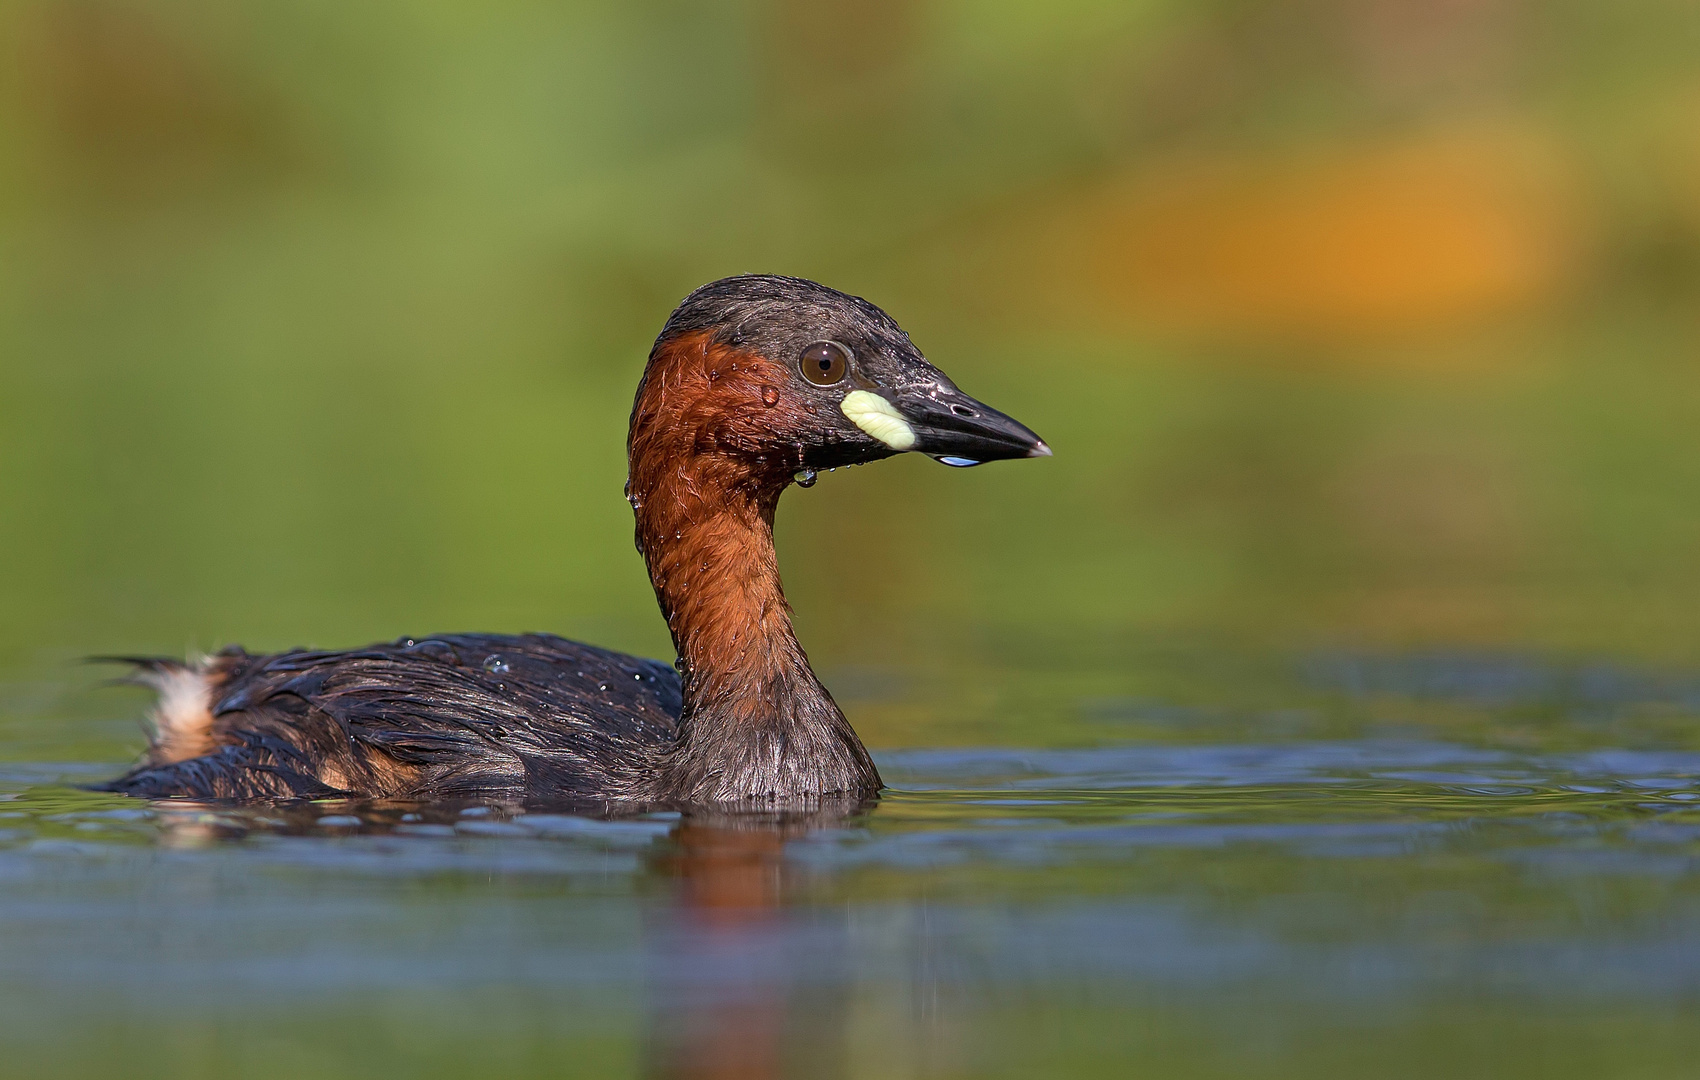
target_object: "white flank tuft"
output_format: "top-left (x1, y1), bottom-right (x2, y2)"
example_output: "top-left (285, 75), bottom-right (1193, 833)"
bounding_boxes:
top-left (139, 662), bottom-right (217, 764)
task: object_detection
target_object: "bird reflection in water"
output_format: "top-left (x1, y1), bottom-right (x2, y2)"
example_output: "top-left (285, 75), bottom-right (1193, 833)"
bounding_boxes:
top-left (644, 802), bottom-right (871, 1080)
top-left (143, 797), bottom-right (874, 1079)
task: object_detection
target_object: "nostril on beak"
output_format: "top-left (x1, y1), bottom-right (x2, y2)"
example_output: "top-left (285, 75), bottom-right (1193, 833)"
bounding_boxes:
top-left (951, 405), bottom-right (976, 418)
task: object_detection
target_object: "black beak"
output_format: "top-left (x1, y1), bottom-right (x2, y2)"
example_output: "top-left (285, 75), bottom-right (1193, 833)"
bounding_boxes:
top-left (885, 385), bottom-right (1051, 467)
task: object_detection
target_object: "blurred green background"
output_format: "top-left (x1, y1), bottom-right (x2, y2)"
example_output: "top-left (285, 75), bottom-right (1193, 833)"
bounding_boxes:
top-left (3, 0), bottom-right (1700, 760)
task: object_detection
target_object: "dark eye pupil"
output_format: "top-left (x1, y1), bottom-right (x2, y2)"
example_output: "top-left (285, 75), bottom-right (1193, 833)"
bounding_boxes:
top-left (799, 341), bottom-right (849, 386)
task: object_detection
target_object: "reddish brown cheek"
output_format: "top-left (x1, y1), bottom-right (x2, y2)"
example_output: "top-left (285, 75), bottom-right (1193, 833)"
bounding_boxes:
top-left (637, 336), bottom-right (818, 466)
top-left (719, 355), bottom-right (795, 418)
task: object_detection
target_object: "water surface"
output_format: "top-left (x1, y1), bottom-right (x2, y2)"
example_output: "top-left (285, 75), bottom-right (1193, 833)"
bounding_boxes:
top-left (5, 701), bottom-right (1700, 1079)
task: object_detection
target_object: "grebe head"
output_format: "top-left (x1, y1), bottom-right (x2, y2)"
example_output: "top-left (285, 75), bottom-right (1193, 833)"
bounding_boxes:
top-left (623, 275), bottom-right (1046, 800)
top-left (632, 274), bottom-right (1049, 479)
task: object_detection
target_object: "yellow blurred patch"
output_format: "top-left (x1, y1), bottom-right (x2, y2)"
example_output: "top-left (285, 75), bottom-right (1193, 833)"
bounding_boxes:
top-left (949, 124), bottom-right (1583, 344)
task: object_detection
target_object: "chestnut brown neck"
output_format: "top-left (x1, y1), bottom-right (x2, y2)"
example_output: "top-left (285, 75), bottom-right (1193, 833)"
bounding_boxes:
top-left (626, 332), bottom-right (880, 802)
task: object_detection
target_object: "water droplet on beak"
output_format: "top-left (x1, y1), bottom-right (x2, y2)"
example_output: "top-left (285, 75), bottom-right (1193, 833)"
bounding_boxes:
top-left (794, 468), bottom-right (818, 488)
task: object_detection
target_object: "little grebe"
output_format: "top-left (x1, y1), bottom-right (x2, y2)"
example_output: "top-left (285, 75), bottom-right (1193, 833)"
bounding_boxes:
top-left (102, 275), bottom-right (1048, 804)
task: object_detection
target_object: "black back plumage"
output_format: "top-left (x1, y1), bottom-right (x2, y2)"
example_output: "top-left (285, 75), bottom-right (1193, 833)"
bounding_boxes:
top-left (101, 634), bottom-right (681, 803)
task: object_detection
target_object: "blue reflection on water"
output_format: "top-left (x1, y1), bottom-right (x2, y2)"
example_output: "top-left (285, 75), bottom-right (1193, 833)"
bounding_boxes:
top-left (0, 737), bottom-right (1697, 1031)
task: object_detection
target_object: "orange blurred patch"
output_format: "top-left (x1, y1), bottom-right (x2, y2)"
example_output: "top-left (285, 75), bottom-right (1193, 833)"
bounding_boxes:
top-left (978, 125), bottom-right (1583, 343)
top-left (13, 0), bottom-right (304, 202)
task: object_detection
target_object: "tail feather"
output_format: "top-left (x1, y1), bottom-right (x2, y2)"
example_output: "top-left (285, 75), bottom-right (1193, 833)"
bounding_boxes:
top-left (88, 655), bottom-right (190, 688)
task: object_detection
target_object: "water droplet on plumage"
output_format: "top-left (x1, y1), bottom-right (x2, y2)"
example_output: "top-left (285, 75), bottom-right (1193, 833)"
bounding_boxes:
top-left (482, 655), bottom-right (510, 675)
top-left (761, 385), bottom-right (779, 408)
top-left (794, 468), bottom-right (817, 488)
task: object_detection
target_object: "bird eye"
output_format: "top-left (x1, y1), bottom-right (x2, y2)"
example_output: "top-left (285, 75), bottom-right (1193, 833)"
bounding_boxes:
top-left (799, 341), bottom-right (849, 386)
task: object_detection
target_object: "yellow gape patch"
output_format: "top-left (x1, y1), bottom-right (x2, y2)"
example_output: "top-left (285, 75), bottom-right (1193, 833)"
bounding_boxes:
top-left (840, 390), bottom-right (917, 451)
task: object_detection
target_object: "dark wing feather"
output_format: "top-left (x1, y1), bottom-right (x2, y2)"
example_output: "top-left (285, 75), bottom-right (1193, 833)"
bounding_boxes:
top-left (102, 633), bottom-right (682, 802)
